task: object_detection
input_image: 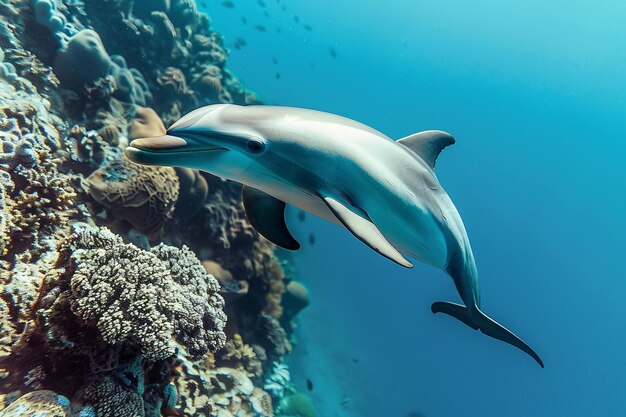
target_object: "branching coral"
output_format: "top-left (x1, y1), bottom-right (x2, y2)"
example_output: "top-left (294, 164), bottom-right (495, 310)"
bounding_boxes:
top-left (66, 225), bottom-right (227, 360)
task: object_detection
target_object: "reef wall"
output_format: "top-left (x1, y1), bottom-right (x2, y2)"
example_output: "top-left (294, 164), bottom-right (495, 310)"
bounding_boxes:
top-left (0, 0), bottom-right (311, 415)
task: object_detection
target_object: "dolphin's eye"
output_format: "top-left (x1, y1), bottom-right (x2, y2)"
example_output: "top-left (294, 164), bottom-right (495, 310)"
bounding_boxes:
top-left (246, 138), bottom-right (266, 154)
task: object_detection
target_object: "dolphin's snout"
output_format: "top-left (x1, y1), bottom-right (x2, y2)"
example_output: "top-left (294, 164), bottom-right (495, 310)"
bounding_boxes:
top-left (129, 135), bottom-right (188, 150)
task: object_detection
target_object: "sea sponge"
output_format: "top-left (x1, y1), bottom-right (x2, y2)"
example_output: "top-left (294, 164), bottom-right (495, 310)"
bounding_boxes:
top-left (86, 158), bottom-right (179, 234)
top-left (67, 226), bottom-right (227, 360)
top-left (53, 30), bottom-right (112, 92)
top-left (0, 390), bottom-right (71, 417)
top-left (128, 107), bottom-right (166, 139)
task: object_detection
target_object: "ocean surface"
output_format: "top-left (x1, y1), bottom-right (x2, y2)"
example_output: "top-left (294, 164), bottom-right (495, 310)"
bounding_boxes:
top-left (204, 1), bottom-right (626, 416)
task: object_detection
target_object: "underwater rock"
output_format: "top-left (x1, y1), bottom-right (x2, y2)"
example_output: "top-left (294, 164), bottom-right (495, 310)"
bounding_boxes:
top-left (0, 390), bottom-right (70, 417)
top-left (66, 226), bottom-right (226, 360)
top-left (174, 167), bottom-right (208, 221)
top-left (86, 158), bottom-right (179, 234)
top-left (281, 281), bottom-right (310, 320)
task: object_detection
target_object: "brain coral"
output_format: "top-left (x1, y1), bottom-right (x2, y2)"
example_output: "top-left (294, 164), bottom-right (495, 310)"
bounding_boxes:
top-left (67, 226), bottom-right (226, 360)
top-left (86, 158), bottom-right (179, 234)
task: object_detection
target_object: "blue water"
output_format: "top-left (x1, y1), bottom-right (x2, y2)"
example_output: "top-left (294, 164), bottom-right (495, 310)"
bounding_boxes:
top-left (202, 1), bottom-right (626, 416)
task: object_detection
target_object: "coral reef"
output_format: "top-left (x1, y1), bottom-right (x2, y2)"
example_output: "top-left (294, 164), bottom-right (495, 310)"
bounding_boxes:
top-left (0, 0), bottom-right (304, 415)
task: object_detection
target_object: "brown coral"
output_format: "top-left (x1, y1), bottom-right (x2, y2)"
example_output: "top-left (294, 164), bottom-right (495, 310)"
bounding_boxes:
top-left (128, 107), bottom-right (167, 139)
top-left (86, 158), bottom-right (179, 234)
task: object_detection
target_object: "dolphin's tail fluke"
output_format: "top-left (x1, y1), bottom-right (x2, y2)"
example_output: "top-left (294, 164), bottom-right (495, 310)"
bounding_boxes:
top-left (432, 301), bottom-right (544, 368)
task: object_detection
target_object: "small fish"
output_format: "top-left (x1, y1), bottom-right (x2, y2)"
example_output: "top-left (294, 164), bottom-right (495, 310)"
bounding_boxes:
top-left (306, 378), bottom-right (313, 391)
top-left (272, 57), bottom-right (278, 65)
top-left (258, 0), bottom-right (267, 6)
top-left (294, 15), bottom-right (300, 23)
top-left (297, 210), bottom-right (305, 221)
top-left (221, 1), bottom-right (234, 9)
top-left (281, 5), bottom-right (286, 11)
top-left (275, 72), bottom-right (281, 80)
top-left (309, 62), bottom-right (316, 70)
top-left (329, 47), bottom-right (337, 58)
top-left (308, 233), bottom-right (315, 245)
top-left (263, 10), bottom-right (270, 18)
top-left (340, 395), bottom-right (352, 408)
top-left (201, 1), bottom-right (207, 7)
top-left (303, 24), bottom-right (312, 31)
top-left (276, 27), bottom-right (282, 33)
top-left (241, 17), bottom-right (247, 24)
top-left (407, 413), bottom-right (426, 417)
top-left (254, 25), bottom-right (266, 32)
top-left (351, 357), bottom-right (359, 364)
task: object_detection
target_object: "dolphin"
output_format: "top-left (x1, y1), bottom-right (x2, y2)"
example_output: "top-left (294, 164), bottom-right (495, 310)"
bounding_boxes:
top-left (125, 104), bottom-right (544, 367)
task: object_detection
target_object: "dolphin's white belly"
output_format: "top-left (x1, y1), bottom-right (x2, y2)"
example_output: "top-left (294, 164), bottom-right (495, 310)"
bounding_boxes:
top-left (369, 201), bottom-right (449, 269)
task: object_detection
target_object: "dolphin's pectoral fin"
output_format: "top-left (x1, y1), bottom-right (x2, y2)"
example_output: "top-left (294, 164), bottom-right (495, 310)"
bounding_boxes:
top-left (432, 301), bottom-right (544, 368)
top-left (242, 185), bottom-right (300, 250)
top-left (431, 301), bottom-right (478, 329)
top-left (320, 195), bottom-right (413, 268)
top-left (397, 130), bottom-right (455, 169)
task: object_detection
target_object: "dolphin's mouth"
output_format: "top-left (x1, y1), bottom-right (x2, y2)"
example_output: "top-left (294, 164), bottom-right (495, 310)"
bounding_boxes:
top-left (125, 135), bottom-right (227, 165)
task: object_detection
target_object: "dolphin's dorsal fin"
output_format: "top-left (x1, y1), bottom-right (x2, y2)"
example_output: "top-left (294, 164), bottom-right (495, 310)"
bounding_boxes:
top-left (397, 130), bottom-right (455, 169)
top-left (242, 186), bottom-right (300, 250)
top-left (320, 195), bottom-right (413, 268)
